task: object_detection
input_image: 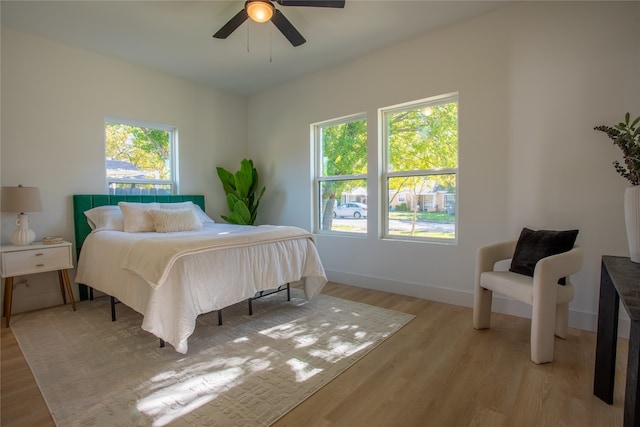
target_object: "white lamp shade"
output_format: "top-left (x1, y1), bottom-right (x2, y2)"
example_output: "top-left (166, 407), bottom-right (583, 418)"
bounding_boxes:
top-left (1, 186), bottom-right (42, 213)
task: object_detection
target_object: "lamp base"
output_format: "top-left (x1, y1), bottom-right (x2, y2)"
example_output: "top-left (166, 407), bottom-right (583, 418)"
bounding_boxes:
top-left (11, 213), bottom-right (36, 246)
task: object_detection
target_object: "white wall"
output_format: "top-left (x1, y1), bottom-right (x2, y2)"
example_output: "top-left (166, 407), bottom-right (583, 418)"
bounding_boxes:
top-left (2, 2), bottom-right (638, 332)
top-left (248, 1), bottom-right (640, 332)
top-left (1, 28), bottom-right (249, 313)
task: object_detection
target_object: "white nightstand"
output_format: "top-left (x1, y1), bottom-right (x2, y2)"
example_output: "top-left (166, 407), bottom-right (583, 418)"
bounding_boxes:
top-left (1, 240), bottom-right (76, 327)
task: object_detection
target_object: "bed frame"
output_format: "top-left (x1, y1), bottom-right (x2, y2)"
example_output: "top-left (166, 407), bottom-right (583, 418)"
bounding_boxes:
top-left (72, 194), bottom-right (290, 347)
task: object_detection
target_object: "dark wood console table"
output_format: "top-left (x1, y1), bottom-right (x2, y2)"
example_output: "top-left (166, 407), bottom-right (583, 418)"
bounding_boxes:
top-left (594, 256), bottom-right (640, 427)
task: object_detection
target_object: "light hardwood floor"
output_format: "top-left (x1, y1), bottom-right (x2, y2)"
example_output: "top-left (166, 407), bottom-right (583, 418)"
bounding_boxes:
top-left (1, 282), bottom-right (626, 426)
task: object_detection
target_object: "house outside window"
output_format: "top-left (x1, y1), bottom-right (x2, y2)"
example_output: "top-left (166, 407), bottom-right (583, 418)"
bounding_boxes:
top-left (382, 93), bottom-right (458, 242)
top-left (314, 114), bottom-right (367, 234)
top-left (105, 117), bottom-right (177, 195)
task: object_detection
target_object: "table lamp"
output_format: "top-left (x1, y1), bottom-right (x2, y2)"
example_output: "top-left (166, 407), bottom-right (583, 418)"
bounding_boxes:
top-left (1, 185), bottom-right (43, 245)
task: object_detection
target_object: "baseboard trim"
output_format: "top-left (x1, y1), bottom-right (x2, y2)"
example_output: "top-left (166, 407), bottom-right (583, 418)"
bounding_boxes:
top-left (326, 269), bottom-right (630, 339)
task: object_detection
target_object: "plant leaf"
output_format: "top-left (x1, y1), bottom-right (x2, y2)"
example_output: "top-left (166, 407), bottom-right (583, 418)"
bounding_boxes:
top-left (226, 193), bottom-right (240, 211)
top-left (233, 200), bottom-right (251, 223)
top-left (216, 167), bottom-right (236, 194)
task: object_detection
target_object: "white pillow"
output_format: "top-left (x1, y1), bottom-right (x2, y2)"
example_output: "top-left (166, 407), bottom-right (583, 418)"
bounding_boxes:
top-left (158, 201), bottom-right (194, 210)
top-left (117, 201), bottom-right (213, 232)
top-left (118, 202), bottom-right (159, 233)
top-left (84, 205), bottom-right (124, 231)
top-left (159, 201), bottom-right (214, 224)
top-left (149, 208), bottom-right (202, 233)
top-left (193, 204), bottom-right (215, 224)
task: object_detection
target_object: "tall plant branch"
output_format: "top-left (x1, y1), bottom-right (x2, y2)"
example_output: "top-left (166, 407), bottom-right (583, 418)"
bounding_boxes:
top-left (595, 113), bottom-right (640, 186)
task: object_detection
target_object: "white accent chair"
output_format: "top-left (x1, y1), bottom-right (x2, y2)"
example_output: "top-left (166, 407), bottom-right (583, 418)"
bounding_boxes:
top-left (473, 240), bottom-right (583, 364)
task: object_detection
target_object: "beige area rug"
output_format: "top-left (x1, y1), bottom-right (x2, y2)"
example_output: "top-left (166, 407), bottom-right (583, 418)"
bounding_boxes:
top-left (11, 288), bottom-right (414, 427)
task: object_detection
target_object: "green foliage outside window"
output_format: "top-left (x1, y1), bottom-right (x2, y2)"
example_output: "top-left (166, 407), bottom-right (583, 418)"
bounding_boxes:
top-left (387, 102), bottom-right (458, 171)
top-left (315, 95), bottom-right (458, 238)
top-left (384, 98), bottom-right (458, 239)
top-left (105, 123), bottom-right (171, 181)
top-left (387, 101), bottom-right (458, 198)
top-left (321, 120), bottom-right (368, 177)
top-left (320, 119), bottom-right (368, 197)
top-left (318, 118), bottom-right (368, 232)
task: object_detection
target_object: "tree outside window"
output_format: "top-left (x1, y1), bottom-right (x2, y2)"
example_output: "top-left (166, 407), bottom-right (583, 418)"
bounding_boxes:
top-left (383, 93), bottom-right (458, 241)
top-left (105, 118), bottom-right (177, 195)
top-left (314, 115), bottom-right (367, 234)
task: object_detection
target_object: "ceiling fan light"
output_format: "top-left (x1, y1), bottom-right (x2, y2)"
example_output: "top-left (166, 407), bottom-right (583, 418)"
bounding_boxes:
top-left (246, 1), bottom-right (274, 23)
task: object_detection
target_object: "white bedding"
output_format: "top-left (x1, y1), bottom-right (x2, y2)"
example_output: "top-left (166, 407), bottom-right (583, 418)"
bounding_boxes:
top-left (75, 223), bottom-right (327, 353)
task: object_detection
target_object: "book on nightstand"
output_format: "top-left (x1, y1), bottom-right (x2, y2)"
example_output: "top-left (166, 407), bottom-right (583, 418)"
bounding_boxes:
top-left (42, 236), bottom-right (64, 245)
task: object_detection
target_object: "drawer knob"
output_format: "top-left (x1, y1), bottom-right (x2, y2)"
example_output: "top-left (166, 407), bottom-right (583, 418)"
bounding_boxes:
top-left (36, 263), bottom-right (45, 267)
top-left (35, 253), bottom-right (44, 256)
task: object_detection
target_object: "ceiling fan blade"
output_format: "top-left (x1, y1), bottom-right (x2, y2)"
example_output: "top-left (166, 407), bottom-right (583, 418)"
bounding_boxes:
top-left (271, 9), bottom-right (306, 47)
top-left (213, 9), bottom-right (249, 39)
top-left (276, 0), bottom-right (345, 7)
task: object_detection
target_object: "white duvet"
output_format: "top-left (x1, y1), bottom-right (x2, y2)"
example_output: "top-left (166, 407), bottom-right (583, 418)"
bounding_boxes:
top-left (75, 223), bottom-right (327, 353)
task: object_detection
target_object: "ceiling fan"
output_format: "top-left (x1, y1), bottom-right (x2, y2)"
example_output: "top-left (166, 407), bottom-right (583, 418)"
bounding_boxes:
top-left (213, 0), bottom-right (345, 47)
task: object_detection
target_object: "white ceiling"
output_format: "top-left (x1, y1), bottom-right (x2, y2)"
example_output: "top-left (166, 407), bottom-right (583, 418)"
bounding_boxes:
top-left (1, 1), bottom-right (513, 96)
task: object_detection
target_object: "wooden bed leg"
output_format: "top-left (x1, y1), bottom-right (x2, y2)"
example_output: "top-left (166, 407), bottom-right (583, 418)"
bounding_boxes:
top-left (110, 296), bottom-right (116, 321)
top-left (159, 339), bottom-right (165, 348)
top-left (218, 310), bottom-right (223, 325)
top-left (287, 283), bottom-right (291, 301)
top-left (89, 287), bottom-right (94, 301)
top-left (248, 298), bottom-right (253, 316)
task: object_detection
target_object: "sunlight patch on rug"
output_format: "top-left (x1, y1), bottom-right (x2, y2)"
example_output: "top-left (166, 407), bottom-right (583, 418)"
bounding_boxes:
top-left (11, 288), bottom-right (413, 427)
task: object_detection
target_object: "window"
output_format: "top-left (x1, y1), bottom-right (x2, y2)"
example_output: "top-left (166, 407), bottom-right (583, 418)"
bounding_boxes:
top-left (314, 114), bottom-right (367, 234)
top-left (382, 93), bottom-right (458, 241)
top-left (105, 117), bottom-right (177, 195)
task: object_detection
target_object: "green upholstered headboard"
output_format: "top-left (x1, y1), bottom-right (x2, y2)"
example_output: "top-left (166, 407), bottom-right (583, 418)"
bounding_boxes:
top-left (72, 194), bottom-right (205, 300)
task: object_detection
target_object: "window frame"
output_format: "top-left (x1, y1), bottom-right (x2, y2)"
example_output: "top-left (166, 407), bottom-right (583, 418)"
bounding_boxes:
top-left (381, 92), bottom-right (459, 243)
top-left (313, 112), bottom-right (368, 235)
top-left (104, 116), bottom-right (178, 195)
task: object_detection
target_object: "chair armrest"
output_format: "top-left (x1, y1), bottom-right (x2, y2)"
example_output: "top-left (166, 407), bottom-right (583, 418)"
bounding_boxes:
top-left (533, 245), bottom-right (583, 285)
top-left (476, 240), bottom-right (517, 276)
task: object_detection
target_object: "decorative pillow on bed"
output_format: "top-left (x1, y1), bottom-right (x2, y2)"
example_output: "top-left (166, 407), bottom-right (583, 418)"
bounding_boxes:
top-left (149, 208), bottom-right (202, 233)
top-left (509, 227), bottom-right (579, 285)
top-left (158, 201), bottom-right (194, 210)
top-left (84, 205), bottom-right (124, 231)
top-left (158, 201), bottom-right (214, 224)
top-left (118, 202), bottom-right (159, 232)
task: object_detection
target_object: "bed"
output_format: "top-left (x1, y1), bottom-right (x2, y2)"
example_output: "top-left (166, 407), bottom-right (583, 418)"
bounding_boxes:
top-left (73, 194), bottom-right (327, 354)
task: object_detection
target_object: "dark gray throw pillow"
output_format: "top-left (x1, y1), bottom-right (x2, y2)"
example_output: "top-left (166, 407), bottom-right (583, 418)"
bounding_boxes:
top-left (509, 227), bottom-right (579, 285)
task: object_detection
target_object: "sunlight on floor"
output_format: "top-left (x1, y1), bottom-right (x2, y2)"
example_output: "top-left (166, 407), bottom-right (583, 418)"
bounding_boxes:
top-left (287, 358), bottom-right (323, 382)
top-left (309, 336), bottom-right (374, 363)
top-left (136, 306), bottom-right (380, 425)
top-left (137, 365), bottom-right (244, 427)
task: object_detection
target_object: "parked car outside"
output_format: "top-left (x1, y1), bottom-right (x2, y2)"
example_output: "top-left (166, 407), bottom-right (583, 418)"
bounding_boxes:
top-left (334, 202), bottom-right (368, 219)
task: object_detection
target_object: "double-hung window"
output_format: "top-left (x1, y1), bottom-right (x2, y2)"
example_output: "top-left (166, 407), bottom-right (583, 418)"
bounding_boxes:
top-left (314, 114), bottom-right (368, 234)
top-left (105, 117), bottom-right (177, 195)
top-left (382, 93), bottom-right (458, 241)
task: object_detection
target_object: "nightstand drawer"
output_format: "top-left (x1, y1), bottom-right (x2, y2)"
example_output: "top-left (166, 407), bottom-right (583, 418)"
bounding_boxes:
top-left (3, 247), bottom-right (71, 276)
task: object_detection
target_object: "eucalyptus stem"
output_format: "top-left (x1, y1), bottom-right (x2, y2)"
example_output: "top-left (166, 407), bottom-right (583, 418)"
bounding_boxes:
top-left (594, 112), bottom-right (640, 186)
